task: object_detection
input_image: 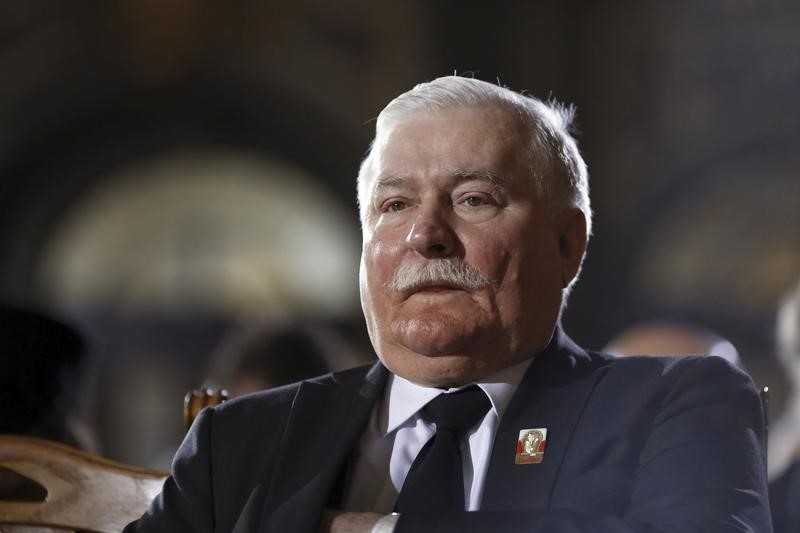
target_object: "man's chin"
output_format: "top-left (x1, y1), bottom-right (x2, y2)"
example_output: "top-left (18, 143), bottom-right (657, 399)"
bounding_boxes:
top-left (381, 350), bottom-right (487, 388)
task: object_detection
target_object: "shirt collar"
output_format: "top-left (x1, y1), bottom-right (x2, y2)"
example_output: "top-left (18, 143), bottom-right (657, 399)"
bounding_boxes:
top-left (380, 356), bottom-right (535, 435)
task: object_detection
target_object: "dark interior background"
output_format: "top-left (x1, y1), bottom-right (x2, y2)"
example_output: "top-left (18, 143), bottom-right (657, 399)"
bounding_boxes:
top-left (1, 1), bottom-right (798, 467)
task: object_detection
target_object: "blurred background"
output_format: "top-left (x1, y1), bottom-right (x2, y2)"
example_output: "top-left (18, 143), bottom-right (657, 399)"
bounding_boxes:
top-left (0, 1), bottom-right (798, 469)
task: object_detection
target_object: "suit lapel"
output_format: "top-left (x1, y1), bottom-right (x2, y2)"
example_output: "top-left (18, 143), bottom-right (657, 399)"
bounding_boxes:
top-left (258, 363), bottom-right (388, 533)
top-left (482, 327), bottom-right (608, 511)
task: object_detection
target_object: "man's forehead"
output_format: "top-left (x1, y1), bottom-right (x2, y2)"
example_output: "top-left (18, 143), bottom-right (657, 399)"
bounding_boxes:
top-left (370, 132), bottom-right (528, 190)
top-left (373, 168), bottom-right (506, 190)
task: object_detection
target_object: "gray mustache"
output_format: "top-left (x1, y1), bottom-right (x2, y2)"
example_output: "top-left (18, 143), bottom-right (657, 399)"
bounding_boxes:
top-left (386, 258), bottom-right (493, 292)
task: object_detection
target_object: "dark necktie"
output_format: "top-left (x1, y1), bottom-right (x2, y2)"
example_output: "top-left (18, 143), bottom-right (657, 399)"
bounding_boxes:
top-left (394, 385), bottom-right (491, 512)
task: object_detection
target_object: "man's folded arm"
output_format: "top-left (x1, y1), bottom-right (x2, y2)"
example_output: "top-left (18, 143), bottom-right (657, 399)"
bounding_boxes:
top-left (393, 357), bottom-right (771, 533)
top-left (124, 407), bottom-right (216, 533)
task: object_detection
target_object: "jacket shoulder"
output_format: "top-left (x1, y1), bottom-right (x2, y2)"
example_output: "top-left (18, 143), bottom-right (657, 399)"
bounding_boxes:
top-left (583, 352), bottom-right (761, 418)
top-left (210, 362), bottom-right (379, 428)
top-left (590, 351), bottom-right (754, 385)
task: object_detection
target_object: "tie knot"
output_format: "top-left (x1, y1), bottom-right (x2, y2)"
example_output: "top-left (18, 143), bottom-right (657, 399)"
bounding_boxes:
top-left (422, 385), bottom-right (491, 437)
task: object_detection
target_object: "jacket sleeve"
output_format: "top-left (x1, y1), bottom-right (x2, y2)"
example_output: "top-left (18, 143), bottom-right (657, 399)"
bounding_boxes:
top-left (396, 357), bottom-right (773, 533)
top-left (123, 406), bottom-right (216, 533)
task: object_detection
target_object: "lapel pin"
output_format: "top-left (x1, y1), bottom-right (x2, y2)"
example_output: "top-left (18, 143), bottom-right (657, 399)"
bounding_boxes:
top-left (515, 428), bottom-right (547, 464)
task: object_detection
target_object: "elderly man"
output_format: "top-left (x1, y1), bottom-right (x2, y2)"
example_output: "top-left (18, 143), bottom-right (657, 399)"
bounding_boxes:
top-left (126, 77), bottom-right (771, 532)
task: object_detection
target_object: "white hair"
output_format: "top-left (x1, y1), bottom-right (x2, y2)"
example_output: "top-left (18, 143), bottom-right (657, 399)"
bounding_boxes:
top-left (357, 75), bottom-right (593, 237)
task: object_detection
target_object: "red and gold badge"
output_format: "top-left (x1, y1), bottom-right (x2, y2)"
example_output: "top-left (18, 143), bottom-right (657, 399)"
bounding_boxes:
top-left (515, 428), bottom-right (547, 464)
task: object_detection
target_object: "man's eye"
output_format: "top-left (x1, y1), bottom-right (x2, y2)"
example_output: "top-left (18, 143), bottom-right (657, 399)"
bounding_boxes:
top-left (464, 196), bottom-right (485, 207)
top-left (388, 201), bottom-right (407, 212)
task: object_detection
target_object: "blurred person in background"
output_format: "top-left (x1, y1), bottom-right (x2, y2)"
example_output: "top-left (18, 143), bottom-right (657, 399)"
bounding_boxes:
top-left (0, 303), bottom-right (96, 502)
top-left (205, 318), bottom-right (359, 398)
top-left (768, 279), bottom-right (800, 532)
top-left (603, 318), bottom-right (743, 369)
top-left (0, 303), bottom-right (94, 451)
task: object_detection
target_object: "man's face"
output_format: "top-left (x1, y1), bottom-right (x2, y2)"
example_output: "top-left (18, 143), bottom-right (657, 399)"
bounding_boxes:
top-left (523, 431), bottom-right (541, 454)
top-left (359, 105), bottom-right (585, 387)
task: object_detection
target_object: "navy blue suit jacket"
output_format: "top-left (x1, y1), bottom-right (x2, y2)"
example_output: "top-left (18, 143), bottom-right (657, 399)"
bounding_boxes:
top-left (125, 328), bottom-right (772, 532)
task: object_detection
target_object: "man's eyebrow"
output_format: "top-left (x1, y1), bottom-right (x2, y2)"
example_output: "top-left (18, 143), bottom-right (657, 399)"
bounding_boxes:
top-left (451, 168), bottom-right (505, 187)
top-left (373, 174), bottom-right (408, 189)
top-left (373, 169), bottom-right (506, 190)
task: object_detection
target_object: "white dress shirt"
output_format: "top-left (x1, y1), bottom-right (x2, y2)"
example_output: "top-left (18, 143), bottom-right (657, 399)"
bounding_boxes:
top-left (343, 357), bottom-right (534, 513)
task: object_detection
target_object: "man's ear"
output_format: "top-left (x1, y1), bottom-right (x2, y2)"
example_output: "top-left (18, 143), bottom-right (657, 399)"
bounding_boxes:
top-left (557, 207), bottom-right (588, 288)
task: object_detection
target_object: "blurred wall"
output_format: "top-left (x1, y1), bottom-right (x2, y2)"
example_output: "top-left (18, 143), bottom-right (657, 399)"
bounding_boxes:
top-left (0, 1), bottom-right (797, 466)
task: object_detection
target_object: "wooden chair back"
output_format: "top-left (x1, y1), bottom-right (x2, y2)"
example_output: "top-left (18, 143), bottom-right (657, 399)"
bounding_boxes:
top-left (183, 388), bottom-right (228, 430)
top-left (0, 435), bottom-right (167, 533)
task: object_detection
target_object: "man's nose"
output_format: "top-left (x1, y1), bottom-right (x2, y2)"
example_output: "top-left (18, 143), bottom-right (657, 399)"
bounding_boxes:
top-left (405, 207), bottom-right (457, 258)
